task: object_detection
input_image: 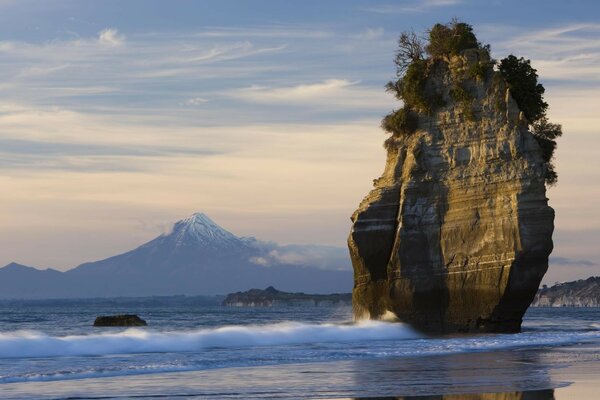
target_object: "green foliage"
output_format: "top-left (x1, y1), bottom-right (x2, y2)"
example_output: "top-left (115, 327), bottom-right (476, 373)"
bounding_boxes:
top-left (426, 21), bottom-right (480, 58)
top-left (498, 55), bottom-right (548, 122)
top-left (499, 55), bottom-right (562, 185)
top-left (468, 61), bottom-right (490, 81)
top-left (385, 80), bottom-right (402, 100)
top-left (398, 59), bottom-right (430, 112)
top-left (450, 83), bottom-right (474, 120)
top-left (532, 117), bottom-right (563, 185)
top-left (386, 19), bottom-right (487, 115)
top-left (533, 117), bottom-right (563, 141)
top-left (381, 107), bottom-right (419, 136)
top-left (383, 20), bottom-right (563, 186)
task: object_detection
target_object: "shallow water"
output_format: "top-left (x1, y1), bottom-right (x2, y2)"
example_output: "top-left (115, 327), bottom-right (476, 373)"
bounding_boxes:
top-left (0, 300), bottom-right (599, 398)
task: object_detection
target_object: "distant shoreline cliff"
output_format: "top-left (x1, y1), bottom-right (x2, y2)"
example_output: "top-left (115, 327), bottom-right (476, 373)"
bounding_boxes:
top-left (222, 286), bottom-right (351, 307)
top-left (532, 277), bottom-right (600, 307)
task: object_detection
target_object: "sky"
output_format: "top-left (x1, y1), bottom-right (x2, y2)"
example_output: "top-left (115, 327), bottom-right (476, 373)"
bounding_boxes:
top-left (0, 0), bottom-right (599, 284)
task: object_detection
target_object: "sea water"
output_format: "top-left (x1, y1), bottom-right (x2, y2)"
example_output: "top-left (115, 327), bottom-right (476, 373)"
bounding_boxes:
top-left (0, 299), bottom-right (599, 399)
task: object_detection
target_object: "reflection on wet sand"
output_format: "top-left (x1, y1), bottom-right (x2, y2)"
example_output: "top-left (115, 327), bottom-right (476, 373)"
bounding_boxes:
top-left (351, 388), bottom-right (555, 399)
top-left (349, 350), bottom-right (556, 397)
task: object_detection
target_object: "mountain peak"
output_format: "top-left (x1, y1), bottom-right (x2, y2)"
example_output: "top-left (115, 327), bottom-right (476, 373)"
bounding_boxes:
top-left (168, 212), bottom-right (243, 249)
top-left (2, 262), bottom-right (30, 270)
top-left (181, 212), bottom-right (213, 225)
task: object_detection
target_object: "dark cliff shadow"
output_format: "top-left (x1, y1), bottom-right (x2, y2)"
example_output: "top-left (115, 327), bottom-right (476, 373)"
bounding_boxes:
top-left (486, 188), bottom-right (554, 332)
top-left (389, 136), bottom-right (451, 332)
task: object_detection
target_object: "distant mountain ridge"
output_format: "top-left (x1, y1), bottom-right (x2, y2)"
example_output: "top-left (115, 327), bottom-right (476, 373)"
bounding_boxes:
top-left (532, 277), bottom-right (600, 307)
top-left (0, 213), bottom-right (352, 299)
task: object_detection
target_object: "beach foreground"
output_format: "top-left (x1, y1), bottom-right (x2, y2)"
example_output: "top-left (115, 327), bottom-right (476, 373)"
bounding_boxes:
top-left (2, 344), bottom-right (599, 399)
top-left (0, 302), bottom-right (598, 399)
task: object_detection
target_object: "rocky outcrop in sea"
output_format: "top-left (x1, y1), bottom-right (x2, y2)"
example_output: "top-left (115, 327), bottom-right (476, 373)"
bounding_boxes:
top-left (349, 24), bottom-right (555, 333)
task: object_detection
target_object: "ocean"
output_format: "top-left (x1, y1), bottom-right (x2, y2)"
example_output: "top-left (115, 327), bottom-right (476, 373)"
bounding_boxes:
top-left (1, 299), bottom-right (599, 399)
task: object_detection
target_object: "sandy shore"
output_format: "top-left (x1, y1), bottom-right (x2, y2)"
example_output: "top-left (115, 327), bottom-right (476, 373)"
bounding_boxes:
top-left (3, 341), bottom-right (599, 399)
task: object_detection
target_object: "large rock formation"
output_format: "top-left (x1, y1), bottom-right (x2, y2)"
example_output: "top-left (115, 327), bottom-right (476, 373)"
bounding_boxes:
top-left (349, 51), bottom-right (554, 333)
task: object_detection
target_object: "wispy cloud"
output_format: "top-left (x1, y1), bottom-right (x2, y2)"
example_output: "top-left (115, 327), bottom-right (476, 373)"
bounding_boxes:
top-left (550, 256), bottom-right (597, 267)
top-left (191, 26), bottom-right (333, 39)
top-left (98, 28), bottom-right (125, 46)
top-left (493, 23), bottom-right (600, 82)
top-left (228, 79), bottom-right (392, 108)
top-left (250, 243), bottom-right (350, 270)
top-left (183, 97), bottom-right (209, 106)
top-left (354, 27), bottom-right (385, 40)
top-left (364, 0), bottom-right (463, 13)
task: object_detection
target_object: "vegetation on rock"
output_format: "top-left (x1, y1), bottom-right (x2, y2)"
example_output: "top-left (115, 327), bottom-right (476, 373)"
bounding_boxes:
top-left (384, 19), bottom-right (491, 133)
top-left (383, 19), bottom-right (562, 185)
top-left (381, 107), bottom-right (419, 135)
top-left (426, 20), bottom-right (482, 58)
top-left (498, 55), bottom-right (562, 185)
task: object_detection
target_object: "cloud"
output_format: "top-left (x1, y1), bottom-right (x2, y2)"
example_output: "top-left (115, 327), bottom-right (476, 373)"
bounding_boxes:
top-left (493, 23), bottom-right (600, 83)
top-left (249, 243), bottom-right (350, 270)
top-left (235, 79), bottom-right (357, 100)
top-left (228, 79), bottom-right (392, 109)
top-left (354, 28), bottom-right (385, 40)
top-left (98, 28), bottom-right (125, 46)
top-left (550, 256), bottom-right (597, 267)
top-left (365, 0), bottom-right (463, 13)
top-left (192, 26), bottom-right (333, 39)
top-left (183, 97), bottom-right (209, 106)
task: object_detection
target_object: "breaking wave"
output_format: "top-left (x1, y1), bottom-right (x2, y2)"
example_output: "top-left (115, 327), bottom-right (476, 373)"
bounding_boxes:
top-left (0, 320), bottom-right (420, 359)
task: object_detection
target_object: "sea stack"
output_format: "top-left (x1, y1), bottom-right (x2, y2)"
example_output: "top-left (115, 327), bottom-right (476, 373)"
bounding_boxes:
top-left (349, 21), bottom-right (556, 333)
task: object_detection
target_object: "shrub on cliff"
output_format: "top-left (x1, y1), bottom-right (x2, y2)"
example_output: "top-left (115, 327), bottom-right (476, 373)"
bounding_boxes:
top-left (426, 20), bottom-right (480, 58)
top-left (384, 19), bottom-right (485, 126)
top-left (498, 55), bottom-right (547, 122)
top-left (382, 20), bottom-right (562, 186)
top-left (397, 59), bottom-right (430, 112)
top-left (381, 107), bottom-right (419, 136)
top-left (499, 55), bottom-right (562, 185)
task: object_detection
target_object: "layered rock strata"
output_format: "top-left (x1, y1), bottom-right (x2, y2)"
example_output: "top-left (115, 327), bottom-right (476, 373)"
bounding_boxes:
top-left (349, 54), bottom-right (554, 333)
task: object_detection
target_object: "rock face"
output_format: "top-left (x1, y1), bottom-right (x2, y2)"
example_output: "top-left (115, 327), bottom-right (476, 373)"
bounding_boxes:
top-left (93, 314), bottom-right (147, 327)
top-left (349, 54), bottom-right (554, 333)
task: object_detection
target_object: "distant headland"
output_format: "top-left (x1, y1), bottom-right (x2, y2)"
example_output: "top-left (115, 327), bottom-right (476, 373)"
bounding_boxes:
top-left (532, 277), bottom-right (600, 307)
top-left (222, 286), bottom-right (351, 307)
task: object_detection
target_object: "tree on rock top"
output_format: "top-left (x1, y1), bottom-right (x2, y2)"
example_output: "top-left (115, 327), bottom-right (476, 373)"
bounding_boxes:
top-left (382, 19), bottom-right (562, 186)
top-left (426, 20), bottom-right (481, 58)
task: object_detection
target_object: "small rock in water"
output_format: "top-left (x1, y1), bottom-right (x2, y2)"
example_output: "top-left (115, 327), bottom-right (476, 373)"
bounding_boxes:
top-left (93, 314), bottom-right (147, 327)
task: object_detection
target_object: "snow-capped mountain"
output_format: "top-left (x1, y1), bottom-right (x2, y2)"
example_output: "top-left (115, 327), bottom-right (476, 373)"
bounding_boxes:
top-left (0, 213), bottom-right (352, 298)
top-left (156, 212), bottom-right (251, 250)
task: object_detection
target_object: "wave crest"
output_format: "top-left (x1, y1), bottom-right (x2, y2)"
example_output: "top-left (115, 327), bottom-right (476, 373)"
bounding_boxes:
top-left (0, 320), bottom-right (419, 359)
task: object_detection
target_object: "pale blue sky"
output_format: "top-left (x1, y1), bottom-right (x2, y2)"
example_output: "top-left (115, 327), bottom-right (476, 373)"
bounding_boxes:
top-left (0, 0), bottom-right (598, 283)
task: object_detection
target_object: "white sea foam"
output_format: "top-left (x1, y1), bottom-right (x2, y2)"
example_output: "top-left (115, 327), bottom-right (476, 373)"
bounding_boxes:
top-left (0, 320), bottom-right (419, 359)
